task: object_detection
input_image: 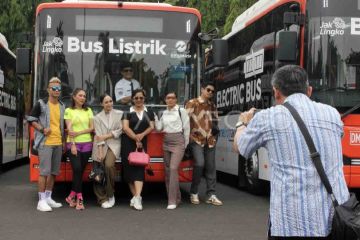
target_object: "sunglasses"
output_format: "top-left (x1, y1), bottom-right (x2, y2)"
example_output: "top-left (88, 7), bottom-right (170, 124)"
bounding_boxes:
top-left (122, 69), bottom-right (133, 73)
top-left (50, 86), bottom-right (62, 91)
top-left (134, 96), bottom-right (144, 100)
top-left (206, 88), bottom-right (214, 93)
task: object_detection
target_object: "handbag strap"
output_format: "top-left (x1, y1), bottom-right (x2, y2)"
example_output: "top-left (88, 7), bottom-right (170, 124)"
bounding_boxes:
top-left (283, 102), bottom-right (339, 207)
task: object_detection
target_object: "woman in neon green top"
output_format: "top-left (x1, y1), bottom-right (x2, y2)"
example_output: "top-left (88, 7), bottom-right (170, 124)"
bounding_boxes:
top-left (64, 88), bottom-right (94, 210)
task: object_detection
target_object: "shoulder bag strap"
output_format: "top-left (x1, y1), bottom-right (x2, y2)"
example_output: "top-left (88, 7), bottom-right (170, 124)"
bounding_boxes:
top-left (178, 108), bottom-right (184, 131)
top-left (283, 102), bottom-right (339, 207)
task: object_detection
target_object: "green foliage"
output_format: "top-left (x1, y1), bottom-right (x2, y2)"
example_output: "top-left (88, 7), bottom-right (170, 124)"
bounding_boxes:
top-left (224, 0), bottom-right (256, 35)
top-left (0, 0), bottom-right (26, 50)
top-left (0, 0), bottom-right (51, 51)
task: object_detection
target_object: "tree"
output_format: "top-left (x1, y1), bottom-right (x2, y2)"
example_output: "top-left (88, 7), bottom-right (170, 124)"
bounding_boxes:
top-left (0, 0), bottom-right (26, 50)
top-left (0, 0), bottom-right (51, 51)
top-left (187, 0), bottom-right (230, 37)
top-left (224, 0), bottom-right (257, 35)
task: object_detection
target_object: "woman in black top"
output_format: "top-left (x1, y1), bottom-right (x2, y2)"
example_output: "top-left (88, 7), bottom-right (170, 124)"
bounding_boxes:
top-left (121, 89), bottom-right (154, 211)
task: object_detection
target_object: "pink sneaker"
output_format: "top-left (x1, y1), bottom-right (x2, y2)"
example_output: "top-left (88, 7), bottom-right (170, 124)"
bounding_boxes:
top-left (65, 196), bottom-right (76, 208)
top-left (76, 198), bottom-right (85, 210)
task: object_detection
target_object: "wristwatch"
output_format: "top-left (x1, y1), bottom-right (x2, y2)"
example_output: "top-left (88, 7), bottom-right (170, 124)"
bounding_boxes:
top-left (235, 121), bottom-right (247, 129)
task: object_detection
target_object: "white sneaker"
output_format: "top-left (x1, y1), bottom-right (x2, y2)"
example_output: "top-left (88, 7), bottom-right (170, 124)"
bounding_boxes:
top-left (166, 204), bottom-right (177, 210)
top-left (108, 196), bottom-right (115, 207)
top-left (190, 193), bottom-right (200, 204)
top-left (46, 198), bottom-right (62, 208)
top-left (101, 201), bottom-right (112, 209)
top-left (37, 200), bottom-right (52, 212)
top-left (133, 196), bottom-right (143, 211)
top-left (130, 196), bottom-right (135, 207)
top-left (206, 195), bottom-right (223, 206)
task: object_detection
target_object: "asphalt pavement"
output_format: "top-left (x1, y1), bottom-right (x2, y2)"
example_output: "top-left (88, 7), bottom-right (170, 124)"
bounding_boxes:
top-left (0, 164), bottom-right (269, 240)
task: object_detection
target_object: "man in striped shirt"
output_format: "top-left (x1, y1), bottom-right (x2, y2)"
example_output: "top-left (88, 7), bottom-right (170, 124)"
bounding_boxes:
top-left (233, 65), bottom-right (349, 239)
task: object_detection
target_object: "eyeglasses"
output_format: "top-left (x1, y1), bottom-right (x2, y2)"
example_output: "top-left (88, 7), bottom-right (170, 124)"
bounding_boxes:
top-left (122, 69), bottom-right (133, 73)
top-left (50, 86), bottom-right (62, 91)
top-left (166, 96), bottom-right (176, 100)
top-left (206, 88), bottom-right (214, 93)
top-left (134, 96), bottom-right (144, 100)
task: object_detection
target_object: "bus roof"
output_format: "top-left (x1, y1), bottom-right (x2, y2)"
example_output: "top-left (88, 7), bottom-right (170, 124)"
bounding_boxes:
top-left (224, 0), bottom-right (298, 40)
top-left (0, 33), bottom-right (16, 59)
top-left (36, 1), bottom-right (201, 22)
top-left (62, 0), bottom-right (171, 7)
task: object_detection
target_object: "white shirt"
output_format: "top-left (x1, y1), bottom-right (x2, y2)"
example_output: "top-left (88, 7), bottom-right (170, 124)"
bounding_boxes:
top-left (129, 106), bottom-right (148, 121)
top-left (114, 78), bottom-right (141, 102)
top-left (155, 105), bottom-right (190, 146)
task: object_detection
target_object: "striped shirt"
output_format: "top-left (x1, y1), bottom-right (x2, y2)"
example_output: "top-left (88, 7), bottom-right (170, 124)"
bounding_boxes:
top-left (238, 94), bottom-right (349, 237)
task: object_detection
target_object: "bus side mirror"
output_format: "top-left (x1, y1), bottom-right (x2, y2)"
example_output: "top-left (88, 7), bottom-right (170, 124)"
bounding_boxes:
top-left (212, 39), bottom-right (228, 67)
top-left (277, 31), bottom-right (297, 62)
top-left (16, 48), bottom-right (32, 74)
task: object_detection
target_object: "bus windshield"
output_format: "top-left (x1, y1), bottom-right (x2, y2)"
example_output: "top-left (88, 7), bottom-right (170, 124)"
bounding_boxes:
top-left (305, 0), bottom-right (360, 112)
top-left (34, 8), bottom-right (200, 109)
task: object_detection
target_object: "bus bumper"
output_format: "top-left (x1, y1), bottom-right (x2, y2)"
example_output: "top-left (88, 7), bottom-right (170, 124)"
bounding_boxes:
top-left (29, 154), bottom-right (193, 183)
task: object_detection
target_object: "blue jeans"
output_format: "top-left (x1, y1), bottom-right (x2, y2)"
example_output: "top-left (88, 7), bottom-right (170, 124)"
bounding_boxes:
top-left (190, 142), bottom-right (216, 197)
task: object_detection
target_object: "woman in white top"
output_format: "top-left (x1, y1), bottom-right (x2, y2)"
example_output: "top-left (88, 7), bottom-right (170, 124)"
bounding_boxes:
top-left (155, 91), bottom-right (190, 209)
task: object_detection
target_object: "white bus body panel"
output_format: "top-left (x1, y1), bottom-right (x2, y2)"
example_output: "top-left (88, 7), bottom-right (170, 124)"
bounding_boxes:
top-left (0, 115), bottom-right (17, 164)
top-left (257, 147), bottom-right (270, 181)
top-left (216, 114), bottom-right (239, 176)
top-left (216, 114), bottom-right (271, 182)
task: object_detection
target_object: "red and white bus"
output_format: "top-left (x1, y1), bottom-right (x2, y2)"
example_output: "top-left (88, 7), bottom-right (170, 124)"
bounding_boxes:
top-left (205, 0), bottom-right (360, 193)
top-left (20, 1), bottom-right (202, 182)
top-left (0, 33), bottom-right (29, 171)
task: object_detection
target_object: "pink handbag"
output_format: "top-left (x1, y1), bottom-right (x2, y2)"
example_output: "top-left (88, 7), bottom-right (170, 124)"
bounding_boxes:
top-left (128, 148), bottom-right (150, 166)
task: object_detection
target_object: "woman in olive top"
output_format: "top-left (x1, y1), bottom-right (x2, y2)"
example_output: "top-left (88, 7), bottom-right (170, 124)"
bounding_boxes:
top-left (92, 94), bottom-right (123, 209)
top-left (64, 88), bottom-right (94, 210)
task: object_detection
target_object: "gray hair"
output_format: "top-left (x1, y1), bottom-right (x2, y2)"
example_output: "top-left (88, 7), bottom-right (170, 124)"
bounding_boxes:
top-left (271, 65), bottom-right (309, 97)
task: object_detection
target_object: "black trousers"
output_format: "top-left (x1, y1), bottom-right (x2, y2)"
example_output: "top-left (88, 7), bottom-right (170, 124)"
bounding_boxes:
top-left (68, 151), bottom-right (91, 193)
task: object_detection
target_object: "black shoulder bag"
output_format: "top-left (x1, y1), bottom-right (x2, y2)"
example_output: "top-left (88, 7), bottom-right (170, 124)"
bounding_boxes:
top-left (284, 102), bottom-right (360, 240)
top-left (88, 161), bottom-right (105, 185)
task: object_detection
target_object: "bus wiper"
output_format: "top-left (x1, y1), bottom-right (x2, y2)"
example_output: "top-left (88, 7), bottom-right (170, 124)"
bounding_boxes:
top-left (341, 101), bottom-right (360, 119)
top-left (320, 87), bottom-right (347, 92)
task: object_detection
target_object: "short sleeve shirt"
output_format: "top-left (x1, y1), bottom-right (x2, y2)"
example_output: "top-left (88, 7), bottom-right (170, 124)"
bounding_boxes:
top-left (44, 101), bottom-right (62, 145)
top-left (114, 78), bottom-right (141, 102)
top-left (64, 108), bottom-right (93, 143)
top-left (185, 97), bottom-right (218, 148)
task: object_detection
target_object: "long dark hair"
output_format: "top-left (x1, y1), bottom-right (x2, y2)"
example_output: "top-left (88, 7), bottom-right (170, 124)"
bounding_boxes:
top-left (71, 88), bottom-right (89, 110)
